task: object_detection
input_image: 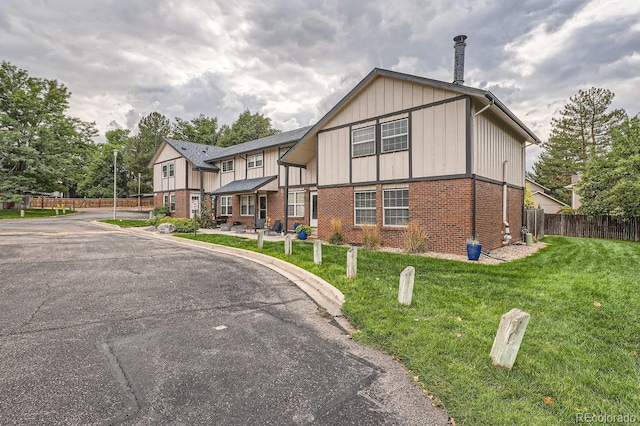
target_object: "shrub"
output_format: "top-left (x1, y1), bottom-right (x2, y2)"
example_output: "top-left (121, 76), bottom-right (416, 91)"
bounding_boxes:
top-left (361, 224), bottom-right (381, 250)
top-left (558, 206), bottom-right (577, 215)
top-left (403, 221), bottom-right (429, 253)
top-left (152, 205), bottom-right (170, 217)
top-left (328, 218), bottom-right (343, 245)
top-left (145, 216), bottom-right (197, 233)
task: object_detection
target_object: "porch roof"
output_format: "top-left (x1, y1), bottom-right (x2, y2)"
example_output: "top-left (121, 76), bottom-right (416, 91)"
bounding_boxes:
top-left (210, 176), bottom-right (277, 196)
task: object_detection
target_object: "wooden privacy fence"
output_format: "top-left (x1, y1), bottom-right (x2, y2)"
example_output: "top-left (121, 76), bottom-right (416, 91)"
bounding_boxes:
top-left (544, 214), bottom-right (640, 241)
top-left (523, 209), bottom-right (545, 239)
top-left (29, 197), bottom-right (154, 209)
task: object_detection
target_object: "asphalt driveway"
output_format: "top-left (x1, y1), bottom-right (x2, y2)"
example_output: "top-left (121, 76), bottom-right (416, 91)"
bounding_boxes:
top-left (0, 209), bottom-right (448, 425)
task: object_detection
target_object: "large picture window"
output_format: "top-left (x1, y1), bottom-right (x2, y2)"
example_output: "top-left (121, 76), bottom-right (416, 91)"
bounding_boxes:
top-left (247, 153), bottom-right (263, 169)
top-left (220, 196), bottom-right (232, 215)
top-left (383, 188), bottom-right (409, 226)
top-left (381, 119), bottom-right (408, 153)
top-left (287, 191), bottom-right (305, 217)
top-left (240, 195), bottom-right (255, 216)
top-left (354, 191), bottom-right (376, 225)
top-left (351, 126), bottom-right (376, 157)
top-left (221, 160), bottom-right (234, 173)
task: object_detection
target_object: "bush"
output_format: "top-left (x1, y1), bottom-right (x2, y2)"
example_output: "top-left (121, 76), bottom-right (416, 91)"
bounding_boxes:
top-left (361, 224), bottom-right (381, 249)
top-left (152, 205), bottom-right (170, 217)
top-left (145, 216), bottom-right (197, 233)
top-left (328, 218), bottom-right (343, 245)
top-left (403, 221), bottom-right (429, 253)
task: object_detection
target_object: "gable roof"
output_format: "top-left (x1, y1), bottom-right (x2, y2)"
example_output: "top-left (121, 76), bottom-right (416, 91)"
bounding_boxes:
top-left (531, 190), bottom-right (568, 207)
top-left (280, 68), bottom-right (541, 166)
top-left (147, 138), bottom-right (224, 171)
top-left (206, 126), bottom-right (313, 162)
top-left (210, 176), bottom-right (277, 195)
top-left (526, 177), bottom-right (551, 193)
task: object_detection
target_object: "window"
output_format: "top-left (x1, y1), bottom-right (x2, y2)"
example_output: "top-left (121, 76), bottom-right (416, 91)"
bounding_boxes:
top-left (222, 160), bottom-right (234, 173)
top-left (163, 194), bottom-right (169, 207)
top-left (169, 193), bottom-right (176, 212)
top-left (354, 191), bottom-right (377, 225)
top-left (168, 163), bottom-right (175, 177)
top-left (352, 126), bottom-right (376, 157)
top-left (240, 195), bottom-right (255, 216)
top-left (162, 163), bottom-right (175, 178)
top-left (162, 165), bottom-right (168, 178)
top-left (220, 196), bottom-right (232, 216)
top-left (247, 153), bottom-right (263, 169)
top-left (381, 119), bottom-right (408, 153)
top-left (383, 188), bottom-right (408, 226)
top-left (287, 191), bottom-right (305, 217)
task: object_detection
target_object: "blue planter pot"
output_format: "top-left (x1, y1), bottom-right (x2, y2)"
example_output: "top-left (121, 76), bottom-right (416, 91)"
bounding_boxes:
top-left (467, 243), bottom-right (482, 261)
top-left (297, 230), bottom-right (307, 240)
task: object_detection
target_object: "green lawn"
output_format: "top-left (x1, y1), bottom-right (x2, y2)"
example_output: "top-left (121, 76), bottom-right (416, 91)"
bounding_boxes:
top-left (99, 219), bottom-right (149, 228)
top-left (0, 208), bottom-right (76, 219)
top-left (179, 233), bottom-right (640, 425)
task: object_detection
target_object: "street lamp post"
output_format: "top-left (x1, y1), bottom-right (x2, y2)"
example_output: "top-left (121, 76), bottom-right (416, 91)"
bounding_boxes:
top-left (138, 172), bottom-right (142, 211)
top-left (113, 149), bottom-right (118, 220)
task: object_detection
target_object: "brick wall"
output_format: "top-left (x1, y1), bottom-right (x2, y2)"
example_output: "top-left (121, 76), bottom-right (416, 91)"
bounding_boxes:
top-left (317, 179), bottom-right (522, 255)
top-left (475, 181), bottom-right (523, 250)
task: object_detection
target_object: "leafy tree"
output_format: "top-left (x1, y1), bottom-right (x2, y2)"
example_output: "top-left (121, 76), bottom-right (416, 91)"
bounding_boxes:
top-left (579, 116), bottom-right (640, 218)
top-left (76, 140), bottom-right (128, 198)
top-left (524, 183), bottom-right (537, 209)
top-left (123, 112), bottom-right (170, 196)
top-left (172, 114), bottom-right (218, 145)
top-left (216, 110), bottom-right (280, 147)
top-left (0, 61), bottom-right (96, 203)
top-left (532, 88), bottom-right (626, 203)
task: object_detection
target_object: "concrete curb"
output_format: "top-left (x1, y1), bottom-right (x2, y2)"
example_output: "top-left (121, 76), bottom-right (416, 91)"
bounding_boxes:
top-left (92, 222), bottom-right (351, 330)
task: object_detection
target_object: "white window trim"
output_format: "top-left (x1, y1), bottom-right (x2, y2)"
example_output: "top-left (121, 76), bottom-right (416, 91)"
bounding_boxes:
top-left (169, 193), bottom-right (176, 212)
top-left (168, 163), bottom-right (175, 177)
top-left (221, 159), bottom-right (234, 173)
top-left (220, 196), bottom-right (232, 216)
top-left (163, 194), bottom-right (169, 207)
top-left (287, 191), bottom-right (305, 217)
top-left (354, 190), bottom-right (377, 225)
top-left (382, 188), bottom-right (409, 227)
top-left (162, 164), bottom-right (168, 178)
top-left (247, 153), bottom-right (263, 169)
top-left (381, 118), bottom-right (409, 153)
top-left (240, 195), bottom-right (255, 216)
top-left (351, 125), bottom-right (376, 158)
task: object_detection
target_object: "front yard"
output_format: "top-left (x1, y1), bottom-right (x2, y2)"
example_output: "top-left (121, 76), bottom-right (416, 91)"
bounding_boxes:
top-left (0, 208), bottom-right (76, 219)
top-left (176, 234), bottom-right (639, 425)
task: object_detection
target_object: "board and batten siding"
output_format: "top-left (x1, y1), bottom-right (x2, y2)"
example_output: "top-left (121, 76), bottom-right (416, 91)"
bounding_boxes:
top-left (411, 99), bottom-right (467, 177)
top-left (323, 76), bottom-right (461, 129)
top-left (154, 156), bottom-right (187, 192)
top-left (187, 163), bottom-right (217, 192)
top-left (317, 128), bottom-right (350, 186)
top-left (473, 109), bottom-right (525, 186)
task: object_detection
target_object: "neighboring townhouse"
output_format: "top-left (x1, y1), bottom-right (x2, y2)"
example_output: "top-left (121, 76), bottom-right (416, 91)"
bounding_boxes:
top-left (526, 178), bottom-right (568, 213)
top-left (150, 37), bottom-right (541, 255)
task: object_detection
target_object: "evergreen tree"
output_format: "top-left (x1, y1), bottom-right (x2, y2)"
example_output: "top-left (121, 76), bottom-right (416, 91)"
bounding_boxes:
top-left (532, 88), bottom-right (626, 203)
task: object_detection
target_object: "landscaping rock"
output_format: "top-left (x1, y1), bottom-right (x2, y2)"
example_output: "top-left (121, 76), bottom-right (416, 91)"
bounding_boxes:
top-left (157, 223), bottom-right (176, 234)
top-left (140, 226), bottom-right (156, 232)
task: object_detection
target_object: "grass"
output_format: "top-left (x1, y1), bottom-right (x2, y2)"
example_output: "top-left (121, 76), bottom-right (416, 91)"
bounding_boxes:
top-left (178, 233), bottom-right (640, 424)
top-left (0, 208), bottom-right (77, 219)
top-left (99, 219), bottom-right (149, 228)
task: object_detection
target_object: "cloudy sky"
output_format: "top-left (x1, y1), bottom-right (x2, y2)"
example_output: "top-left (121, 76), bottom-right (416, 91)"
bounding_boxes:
top-left (2, 0), bottom-right (639, 168)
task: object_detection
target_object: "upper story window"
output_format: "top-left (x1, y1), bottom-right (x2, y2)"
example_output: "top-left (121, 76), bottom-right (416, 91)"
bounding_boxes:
top-left (162, 163), bottom-right (175, 178)
top-left (221, 159), bottom-right (234, 173)
top-left (381, 119), bottom-right (408, 153)
top-left (352, 126), bottom-right (376, 157)
top-left (247, 153), bottom-right (263, 169)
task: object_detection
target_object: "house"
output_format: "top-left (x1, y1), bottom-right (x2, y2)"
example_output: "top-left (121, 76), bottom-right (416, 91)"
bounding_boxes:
top-left (526, 178), bottom-right (568, 213)
top-left (150, 36), bottom-right (540, 255)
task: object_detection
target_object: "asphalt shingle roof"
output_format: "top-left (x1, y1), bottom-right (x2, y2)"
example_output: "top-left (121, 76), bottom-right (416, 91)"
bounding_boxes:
top-left (210, 176), bottom-right (277, 195)
top-left (163, 138), bottom-right (225, 171)
top-left (206, 126), bottom-right (312, 162)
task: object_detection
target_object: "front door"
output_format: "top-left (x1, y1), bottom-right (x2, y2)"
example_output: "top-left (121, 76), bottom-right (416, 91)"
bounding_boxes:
top-left (258, 194), bottom-right (267, 220)
top-left (310, 191), bottom-right (318, 227)
top-left (190, 193), bottom-right (200, 218)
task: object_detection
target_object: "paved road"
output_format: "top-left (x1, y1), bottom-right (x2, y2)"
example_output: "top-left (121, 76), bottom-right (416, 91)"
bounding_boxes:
top-left (0, 210), bottom-right (448, 425)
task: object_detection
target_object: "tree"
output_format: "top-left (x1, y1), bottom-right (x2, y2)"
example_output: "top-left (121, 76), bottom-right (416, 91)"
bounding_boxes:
top-left (579, 116), bottom-right (640, 218)
top-left (172, 114), bottom-right (218, 145)
top-left (532, 88), bottom-right (626, 203)
top-left (0, 61), bottom-right (96, 203)
top-left (524, 183), bottom-right (537, 209)
top-left (76, 140), bottom-right (129, 198)
top-left (216, 110), bottom-right (280, 147)
top-left (123, 112), bottom-right (170, 196)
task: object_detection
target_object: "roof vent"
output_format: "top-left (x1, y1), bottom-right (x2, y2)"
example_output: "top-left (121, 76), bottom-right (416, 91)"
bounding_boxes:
top-left (453, 35), bottom-right (467, 85)
top-left (181, 147), bottom-right (187, 150)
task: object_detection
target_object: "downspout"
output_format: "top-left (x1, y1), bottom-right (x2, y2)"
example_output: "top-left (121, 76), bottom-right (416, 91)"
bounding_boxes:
top-left (502, 160), bottom-right (512, 245)
top-left (199, 168), bottom-right (204, 215)
top-left (284, 165), bottom-right (289, 235)
top-left (472, 174), bottom-right (477, 239)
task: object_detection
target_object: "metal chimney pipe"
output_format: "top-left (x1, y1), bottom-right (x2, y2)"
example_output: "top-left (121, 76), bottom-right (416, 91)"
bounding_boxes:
top-left (453, 35), bottom-right (467, 85)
